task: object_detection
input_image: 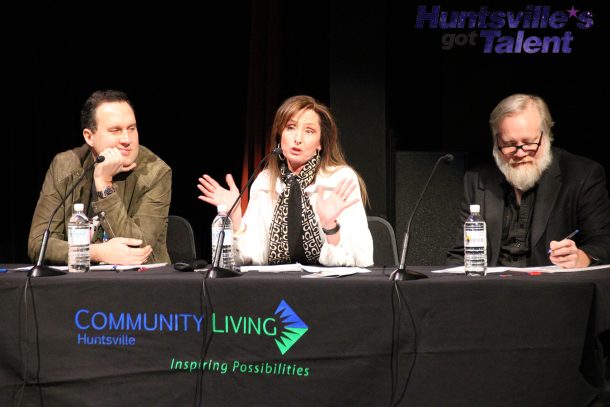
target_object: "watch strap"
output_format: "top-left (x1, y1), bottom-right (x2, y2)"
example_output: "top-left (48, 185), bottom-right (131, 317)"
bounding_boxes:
top-left (97, 185), bottom-right (115, 199)
top-left (322, 222), bottom-right (341, 235)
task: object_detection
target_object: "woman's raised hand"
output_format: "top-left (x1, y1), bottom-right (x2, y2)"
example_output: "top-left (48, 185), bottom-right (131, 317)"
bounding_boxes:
top-left (316, 178), bottom-right (358, 228)
top-left (197, 174), bottom-right (239, 209)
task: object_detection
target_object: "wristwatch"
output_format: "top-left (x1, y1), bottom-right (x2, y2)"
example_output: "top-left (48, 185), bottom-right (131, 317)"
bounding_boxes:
top-left (322, 222), bottom-right (341, 235)
top-left (97, 185), bottom-right (115, 199)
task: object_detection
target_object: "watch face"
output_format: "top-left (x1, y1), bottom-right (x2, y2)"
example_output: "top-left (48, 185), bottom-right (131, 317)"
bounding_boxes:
top-left (98, 186), bottom-right (115, 199)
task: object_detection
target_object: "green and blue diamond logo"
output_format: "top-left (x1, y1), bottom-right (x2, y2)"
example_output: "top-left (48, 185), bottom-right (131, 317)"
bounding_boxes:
top-left (274, 300), bottom-right (308, 355)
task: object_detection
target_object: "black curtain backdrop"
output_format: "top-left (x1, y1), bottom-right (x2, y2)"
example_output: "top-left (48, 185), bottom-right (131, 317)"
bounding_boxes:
top-left (4, 5), bottom-right (251, 263)
top-left (4, 1), bottom-right (608, 264)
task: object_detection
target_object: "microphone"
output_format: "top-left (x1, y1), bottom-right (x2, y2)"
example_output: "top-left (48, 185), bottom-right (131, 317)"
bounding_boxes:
top-left (390, 153), bottom-right (454, 281)
top-left (208, 147), bottom-right (282, 278)
top-left (29, 155), bottom-right (105, 277)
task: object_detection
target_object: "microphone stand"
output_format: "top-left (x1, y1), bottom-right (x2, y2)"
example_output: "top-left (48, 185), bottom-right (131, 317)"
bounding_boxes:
top-left (29, 155), bottom-right (105, 277)
top-left (390, 154), bottom-right (454, 281)
top-left (207, 148), bottom-right (282, 278)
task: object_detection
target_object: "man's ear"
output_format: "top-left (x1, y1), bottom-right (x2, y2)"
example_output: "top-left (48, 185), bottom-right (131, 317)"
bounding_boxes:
top-left (83, 129), bottom-right (94, 147)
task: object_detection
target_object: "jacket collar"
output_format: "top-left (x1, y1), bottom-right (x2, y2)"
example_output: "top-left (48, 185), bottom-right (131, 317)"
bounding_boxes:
top-left (73, 146), bottom-right (95, 206)
top-left (531, 149), bottom-right (561, 248)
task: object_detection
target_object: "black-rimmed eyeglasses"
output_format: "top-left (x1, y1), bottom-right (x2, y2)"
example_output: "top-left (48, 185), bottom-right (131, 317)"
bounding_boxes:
top-left (496, 131), bottom-right (543, 156)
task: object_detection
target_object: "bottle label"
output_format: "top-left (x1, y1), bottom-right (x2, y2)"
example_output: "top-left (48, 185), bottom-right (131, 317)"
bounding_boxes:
top-left (212, 229), bottom-right (232, 245)
top-left (69, 227), bottom-right (90, 245)
top-left (464, 230), bottom-right (486, 247)
top-left (224, 230), bottom-right (233, 245)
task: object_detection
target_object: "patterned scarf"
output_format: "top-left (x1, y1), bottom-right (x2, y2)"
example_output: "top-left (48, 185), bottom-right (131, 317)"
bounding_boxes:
top-left (268, 155), bottom-right (323, 264)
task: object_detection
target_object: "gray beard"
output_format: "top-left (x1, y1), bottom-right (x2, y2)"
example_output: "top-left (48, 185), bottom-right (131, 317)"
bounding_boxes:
top-left (494, 147), bottom-right (553, 192)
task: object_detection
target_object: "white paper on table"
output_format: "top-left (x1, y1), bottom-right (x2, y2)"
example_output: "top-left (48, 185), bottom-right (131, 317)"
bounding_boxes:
top-left (13, 263), bottom-right (167, 272)
top-left (300, 265), bottom-right (371, 278)
top-left (432, 266), bottom-right (508, 274)
top-left (239, 263), bottom-right (304, 273)
top-left (432, 264), bottom-right (610, 274)
top-left (239, 263), bottom-right (370, 277)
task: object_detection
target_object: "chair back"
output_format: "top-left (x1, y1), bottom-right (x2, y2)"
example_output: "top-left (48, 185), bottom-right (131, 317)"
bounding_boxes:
top-left (367, 216), bottom-right (399, 266)
top-left (167, 215), bottom-right (197, 263)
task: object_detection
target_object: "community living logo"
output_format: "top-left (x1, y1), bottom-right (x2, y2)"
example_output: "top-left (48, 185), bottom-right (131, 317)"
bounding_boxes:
top-left (73, 299), bottom-right (308, 355)
top-left (415, 5), bottom-right (594, 53)
top-left (169, 300), bottom-right (311, 378)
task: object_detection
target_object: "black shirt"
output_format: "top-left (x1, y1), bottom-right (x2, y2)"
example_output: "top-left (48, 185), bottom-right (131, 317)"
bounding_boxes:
top-left (498, 184), bottom-right (537, 267)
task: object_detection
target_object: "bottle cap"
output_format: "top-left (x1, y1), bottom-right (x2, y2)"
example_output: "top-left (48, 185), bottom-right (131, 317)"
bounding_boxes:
top-left (217, 204), bottom-right (228, 213)
top-left (74, 203), bottom-right (84, 212)
top-left (470, 204), bottom-right (480, 213)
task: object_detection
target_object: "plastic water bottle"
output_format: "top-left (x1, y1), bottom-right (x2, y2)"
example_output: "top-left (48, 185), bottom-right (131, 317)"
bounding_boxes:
top-left (68, 203), bottom-right (90, 272)
top-left (464, 204), bottom-right (487, 276)
top-left (211, 204), bottom-right (235, 269)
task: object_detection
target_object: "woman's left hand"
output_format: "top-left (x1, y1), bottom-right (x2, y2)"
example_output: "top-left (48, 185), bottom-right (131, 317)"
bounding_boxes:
top-left (316, 178), bottom-right (359, 229)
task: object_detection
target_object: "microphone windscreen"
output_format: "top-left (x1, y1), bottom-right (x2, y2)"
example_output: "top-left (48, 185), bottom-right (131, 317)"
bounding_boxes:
top-left (96, 155), bottom-right (106, 163)
top-left (444, 154), bottom-right (454, 162)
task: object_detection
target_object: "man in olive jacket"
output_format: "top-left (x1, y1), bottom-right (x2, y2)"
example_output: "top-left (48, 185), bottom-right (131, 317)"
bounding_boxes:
top-left (28, 90), bottom-right (172, 265)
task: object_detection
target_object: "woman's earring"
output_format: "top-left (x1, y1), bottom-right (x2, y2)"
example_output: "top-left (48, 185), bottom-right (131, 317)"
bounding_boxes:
top-left (315, 149), bottom-right (321, 159)
top-left (276, 143), bottom-right (286, 161)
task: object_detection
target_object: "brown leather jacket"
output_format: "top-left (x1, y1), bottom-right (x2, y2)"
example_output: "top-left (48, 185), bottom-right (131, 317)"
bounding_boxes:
top-left (28, 144), bottom-right (172, 264)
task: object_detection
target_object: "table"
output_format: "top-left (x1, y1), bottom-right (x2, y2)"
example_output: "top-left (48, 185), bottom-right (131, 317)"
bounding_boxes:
top-left (0, 266), bottom-right (608, 406)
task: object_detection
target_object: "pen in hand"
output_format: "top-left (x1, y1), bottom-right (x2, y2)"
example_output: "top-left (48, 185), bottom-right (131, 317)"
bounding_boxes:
top-left (547, 229), bottom-right (579, 254)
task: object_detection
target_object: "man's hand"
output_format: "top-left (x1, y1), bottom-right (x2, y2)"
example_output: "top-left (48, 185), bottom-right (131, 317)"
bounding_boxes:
top-left (91, 238), bottom-right (152, 265)
top-left (94, 147), bottom-right (137, 190)
top-left (548, 239), bottom-right (591, 268)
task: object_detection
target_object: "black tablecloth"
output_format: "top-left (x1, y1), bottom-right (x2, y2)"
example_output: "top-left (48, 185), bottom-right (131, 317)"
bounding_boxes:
top-left (0, 265), bottom-right (608, 406)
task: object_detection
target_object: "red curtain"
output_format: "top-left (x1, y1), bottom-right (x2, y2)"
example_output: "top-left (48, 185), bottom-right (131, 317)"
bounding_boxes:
top-left (241, 0), bottom-right (280, 212)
